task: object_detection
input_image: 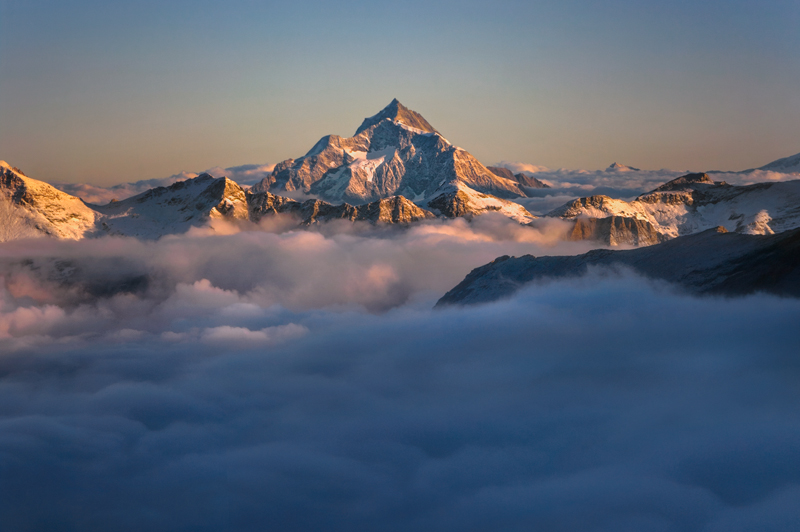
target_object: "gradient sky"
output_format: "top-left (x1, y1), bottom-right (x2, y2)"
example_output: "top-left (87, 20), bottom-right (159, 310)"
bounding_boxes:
top-left (1, 0), bottom-right (799, 185)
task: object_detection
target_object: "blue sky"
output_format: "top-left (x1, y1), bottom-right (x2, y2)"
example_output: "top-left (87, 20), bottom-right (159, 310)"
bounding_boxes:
top-left (1, 0), bottom-right (799, 185)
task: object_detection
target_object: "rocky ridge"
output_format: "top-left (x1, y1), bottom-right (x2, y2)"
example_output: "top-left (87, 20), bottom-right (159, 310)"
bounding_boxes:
top-left (0, 165), bottom-right (438, 242)
top-left (252, 99), bottom-right (536, 219)
top-left (437, 226), bottom-right (800, 306)
top-left (548, 173), bottom-right (800, 243)
top-left (745, 151), bottom-right (800, 174)
top-left (0, 161), bottom-right (98, 241)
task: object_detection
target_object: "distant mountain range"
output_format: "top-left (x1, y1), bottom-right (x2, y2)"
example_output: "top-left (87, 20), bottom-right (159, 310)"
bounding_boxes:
top-left (0, 162), bottom-right (437, 241)
top-left (549, 172), bottom-right (800, 245)
top-left (2, 100), bottom-right (800, 245)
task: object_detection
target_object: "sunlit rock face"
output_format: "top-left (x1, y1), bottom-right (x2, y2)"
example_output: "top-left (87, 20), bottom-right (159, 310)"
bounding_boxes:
top-left (252, 99), bottom-right (529, 206)
top-left (437, 226), bottom-right (800, 306)
top-left (426, 182), bottom-right (535, 224)
top-left (567, 216), bottom-right (668, 247)
top-left (548, 172), bottom-right (800, 244)
top-left (249, 192), bottom-right (435, 225)
top-left (0, 161), bottom-right (98, 242)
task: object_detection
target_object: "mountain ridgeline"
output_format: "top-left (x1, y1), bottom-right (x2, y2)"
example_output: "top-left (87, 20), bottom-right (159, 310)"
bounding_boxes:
top-left (251, 99), bottom-right (537, 222)
top-left (2, 100), bottom-right (800, 244)
top-left (437, 226), bottom-right (800, 306)
top-left (0, 162), bottom-right (441, 241)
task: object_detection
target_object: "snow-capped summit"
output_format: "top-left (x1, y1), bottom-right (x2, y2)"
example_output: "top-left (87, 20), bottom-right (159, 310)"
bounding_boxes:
top-left (606, 162), bottom-right (641, 172)
top-left (355, 98), bottom-right (438, 136)
top-left (252, 100), bottom-right (534, 219)
top-left (0, 163), bottom-right (98, 242)
top-left (93, 173), bottom-right (250, 238)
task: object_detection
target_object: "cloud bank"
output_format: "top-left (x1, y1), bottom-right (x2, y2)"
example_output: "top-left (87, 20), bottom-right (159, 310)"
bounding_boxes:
top-left (1, 219), bottom-right (799, 530)
top-left (0, 263), bottom-right (798, 531)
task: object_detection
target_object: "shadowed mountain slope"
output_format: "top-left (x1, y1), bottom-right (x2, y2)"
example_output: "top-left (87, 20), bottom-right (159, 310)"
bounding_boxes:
top-left (437, 226), bottom-right (800, 306)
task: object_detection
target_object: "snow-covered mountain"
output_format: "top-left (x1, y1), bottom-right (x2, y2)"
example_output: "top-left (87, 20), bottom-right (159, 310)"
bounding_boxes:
top-left (753, 151), bottom-right (800, 174)
top-left (0, 164), bottom-right (439, 242)
top-left (0, 161), bottom-right (98, 241)
top-left (548, 172), bottom-right (800, 244)
top-left (93, 174), bottom-right (250, 238)
top-left (252, 99), bottom-right (535, 221)
top-left (437, 226), bottom-right (800, 306)
top-left (606, 162), bottom-right (641, 172)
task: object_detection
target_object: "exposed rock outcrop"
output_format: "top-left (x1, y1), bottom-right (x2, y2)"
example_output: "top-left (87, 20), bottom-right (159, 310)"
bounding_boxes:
top-left (568, 216), bottom-right (668, 246)
top-left (249, 192), bottom-right (435, 225)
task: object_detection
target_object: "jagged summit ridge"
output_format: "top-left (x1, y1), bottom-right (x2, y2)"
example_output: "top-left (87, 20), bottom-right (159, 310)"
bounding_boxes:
top-left (0, 166), bottom-right (443, 242)
top-left (253, 100), bottom-right (530, 210)
top-left (355, 98), bottom-right (438, 136)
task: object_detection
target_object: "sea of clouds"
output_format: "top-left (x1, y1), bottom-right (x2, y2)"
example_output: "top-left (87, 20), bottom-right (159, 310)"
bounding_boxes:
top-left (1, 217), bottom-right (799, 531)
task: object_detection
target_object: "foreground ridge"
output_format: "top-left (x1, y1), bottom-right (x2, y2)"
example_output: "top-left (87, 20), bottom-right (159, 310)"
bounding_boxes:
top-left (437, 226), bottom-right (800, 306)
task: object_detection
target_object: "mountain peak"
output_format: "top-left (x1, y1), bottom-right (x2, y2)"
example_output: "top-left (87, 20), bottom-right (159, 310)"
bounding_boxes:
top-left (355, 99), bottom-right (438, 136)
top-left (648, 172), bottom-right (714, 193)
top-left (607, 162), bottom-right (641, 172)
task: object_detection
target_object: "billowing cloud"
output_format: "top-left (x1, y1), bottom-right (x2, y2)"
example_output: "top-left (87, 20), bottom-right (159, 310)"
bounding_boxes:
top-left (0, 264), bottom-right (798, 531)
top-left (0, 215), bottom-right (584, 324)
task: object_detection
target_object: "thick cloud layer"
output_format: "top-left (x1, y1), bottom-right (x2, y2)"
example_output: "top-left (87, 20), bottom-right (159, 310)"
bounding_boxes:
top-left (1, 223), bottom-right (798, 531)
top-left (0, 216), bottom-right (584, 325)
